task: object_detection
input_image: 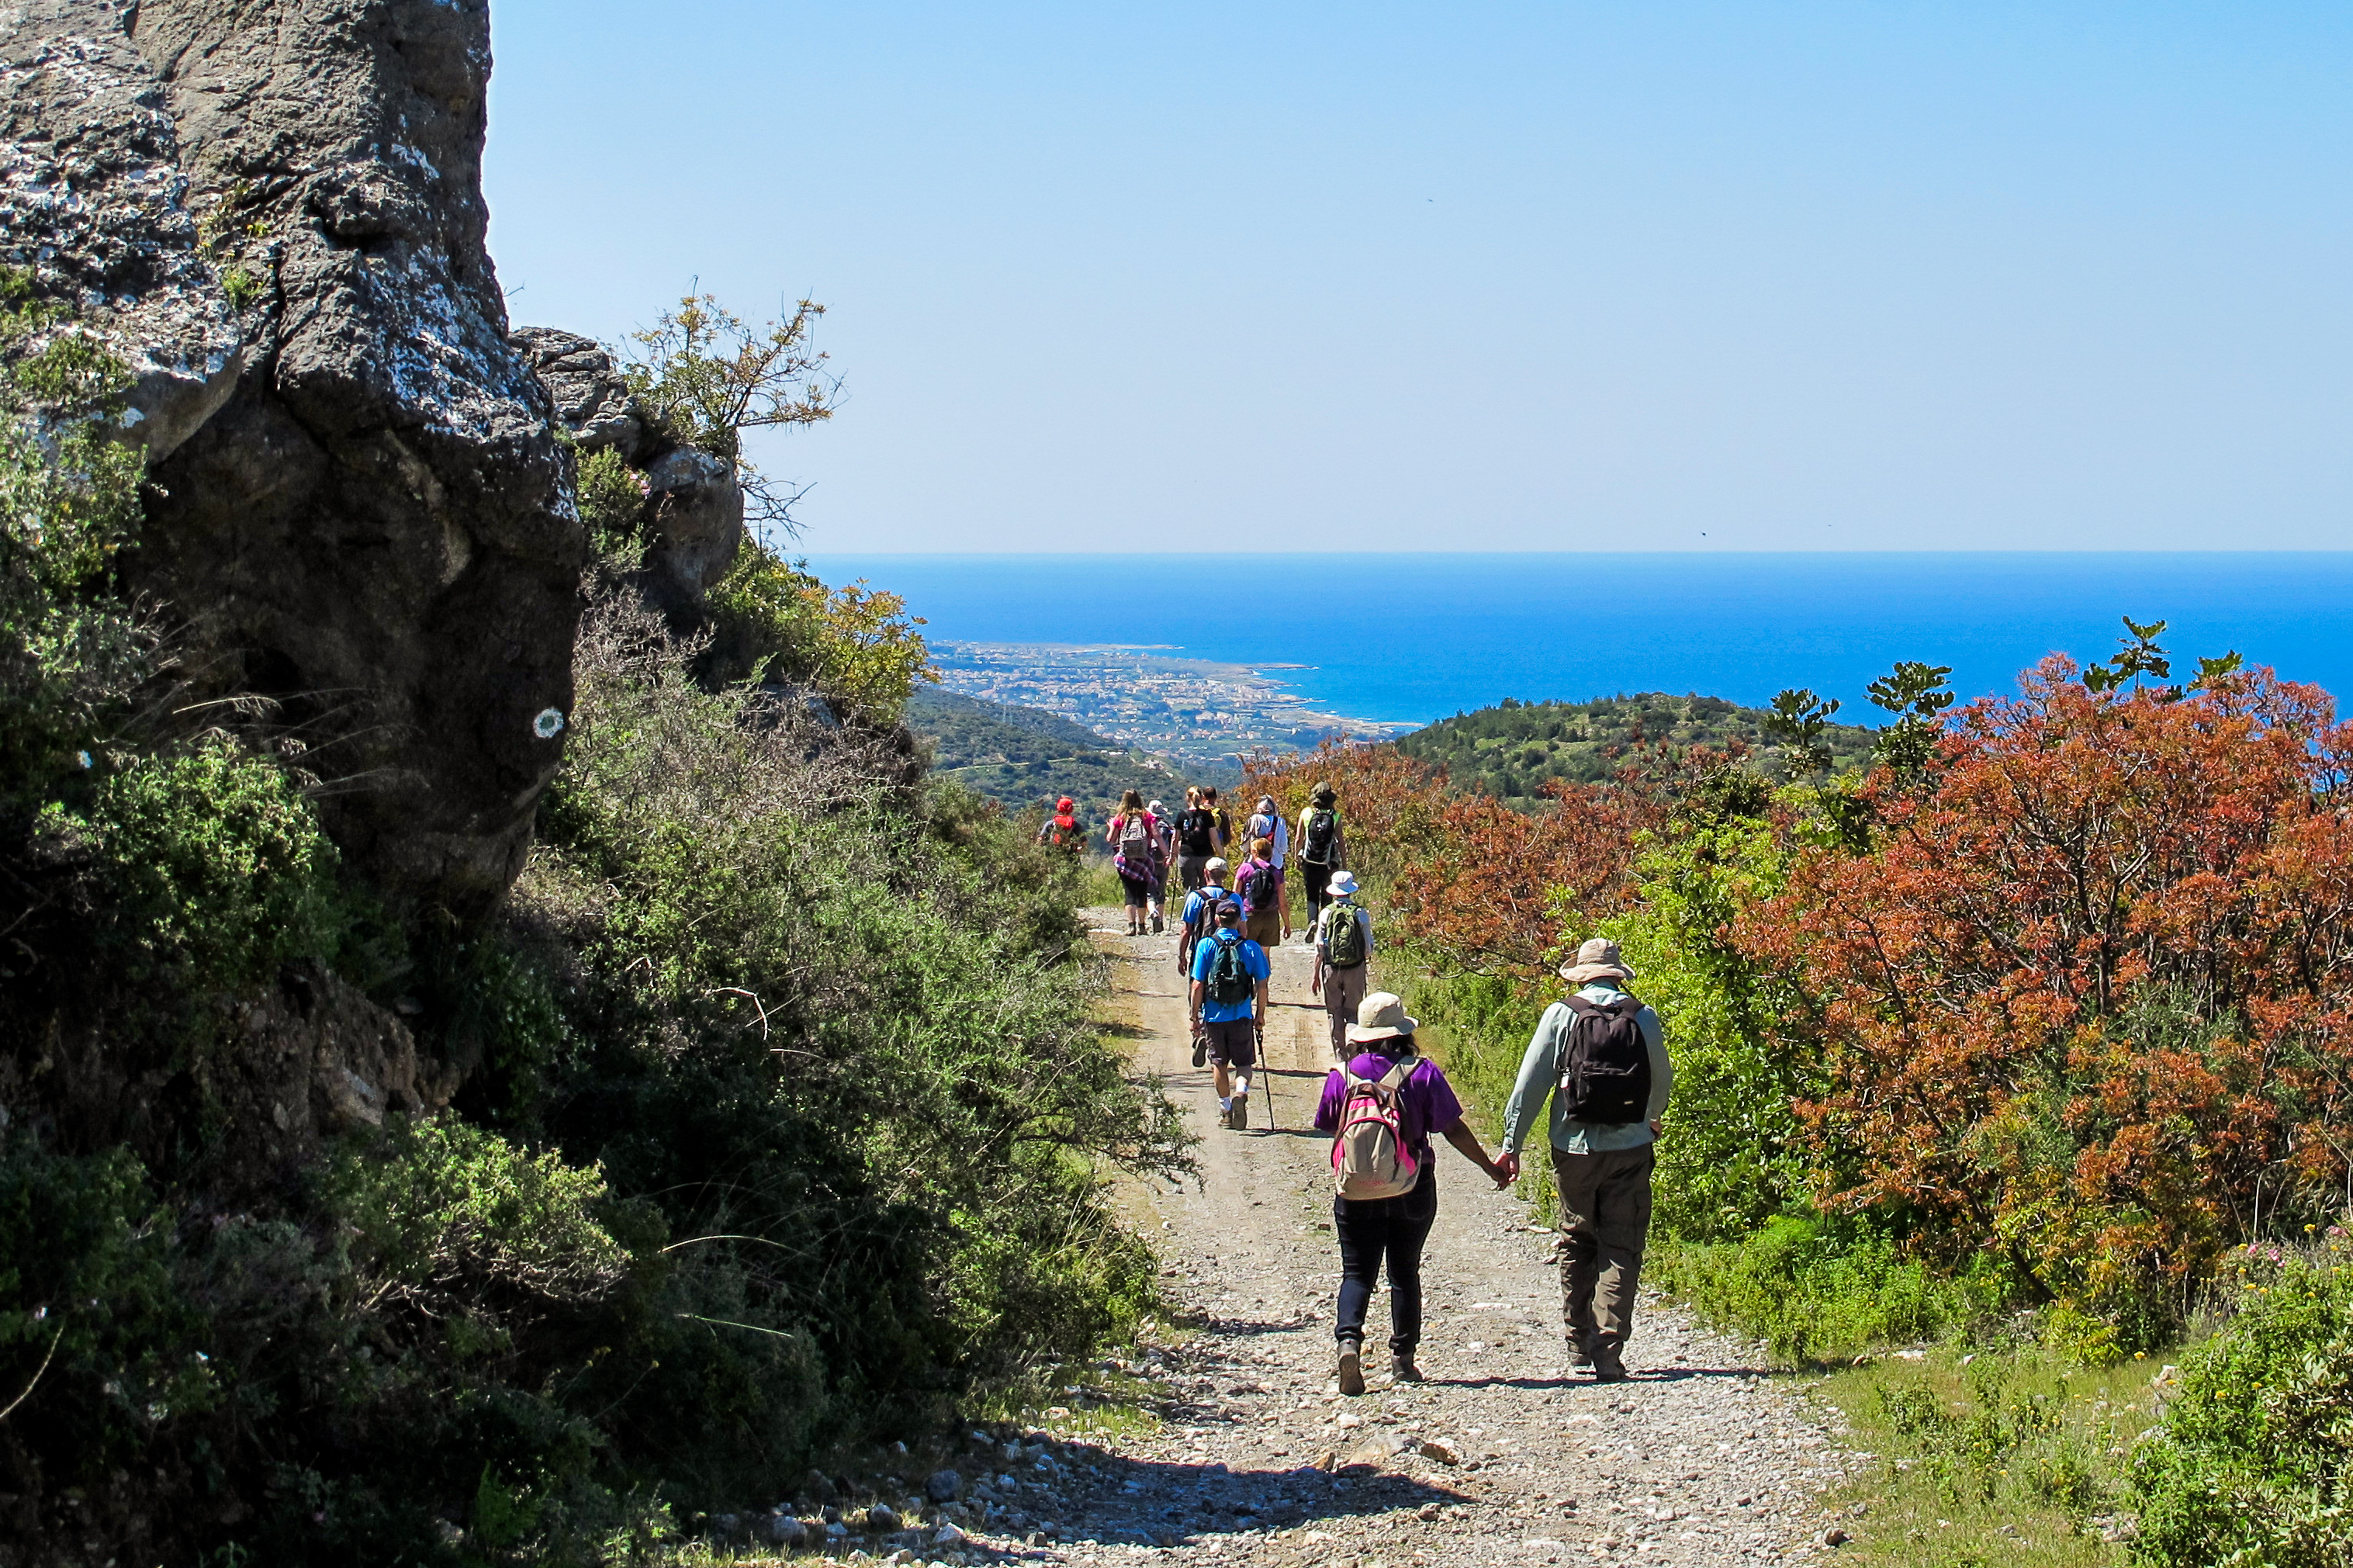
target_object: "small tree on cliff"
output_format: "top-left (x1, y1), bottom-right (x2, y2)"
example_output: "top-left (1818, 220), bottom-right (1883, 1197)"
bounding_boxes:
top-left (625, 291), bottom-right (837, 538)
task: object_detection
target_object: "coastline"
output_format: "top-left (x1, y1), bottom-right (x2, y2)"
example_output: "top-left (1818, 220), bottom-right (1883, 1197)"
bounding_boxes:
top-left (931, 641), bottom-right (1419, 770)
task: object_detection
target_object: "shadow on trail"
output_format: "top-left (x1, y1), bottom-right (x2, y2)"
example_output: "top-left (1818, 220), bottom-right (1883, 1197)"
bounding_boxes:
top-left (1033, 1444), bottom-right (1471, 1554)
top-left (1409, 1364), bottom-right (1766, 1392)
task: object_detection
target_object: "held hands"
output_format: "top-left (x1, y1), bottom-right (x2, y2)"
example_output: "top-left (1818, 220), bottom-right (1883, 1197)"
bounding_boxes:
top-left (1492, 1150), bottom-right (1521, 1189)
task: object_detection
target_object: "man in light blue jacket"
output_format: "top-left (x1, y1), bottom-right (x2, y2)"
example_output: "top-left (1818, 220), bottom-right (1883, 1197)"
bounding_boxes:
top-left (1498, 937), bottom-right (1672, 1383)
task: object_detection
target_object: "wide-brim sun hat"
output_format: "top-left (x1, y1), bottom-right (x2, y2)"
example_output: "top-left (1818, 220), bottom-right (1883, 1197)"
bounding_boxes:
top-left (1559, 936), bottom-right (1637, 985)
top-left (1324, 871), bottom-right (1359, 898)
top-left (1346, 991), bottom-right (1418, 1044)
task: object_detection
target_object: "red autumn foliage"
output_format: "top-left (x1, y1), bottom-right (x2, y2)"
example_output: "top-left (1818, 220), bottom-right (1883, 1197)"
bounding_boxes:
top-left (1242, 739), bottom-right (1660, 978)
top-left (1735, 658), bottom-right (2353, 1326)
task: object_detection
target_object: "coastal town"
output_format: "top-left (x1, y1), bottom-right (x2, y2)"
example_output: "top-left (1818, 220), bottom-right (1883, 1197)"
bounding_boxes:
top-left (927, 641), bottom-right (1420, 772)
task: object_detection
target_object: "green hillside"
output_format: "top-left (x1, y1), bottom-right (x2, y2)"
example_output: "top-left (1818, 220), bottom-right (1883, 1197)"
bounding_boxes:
top-left (1396, 691), bottom-right (1878, 804)
top-left (906, 687), bottom-right (1200, 822)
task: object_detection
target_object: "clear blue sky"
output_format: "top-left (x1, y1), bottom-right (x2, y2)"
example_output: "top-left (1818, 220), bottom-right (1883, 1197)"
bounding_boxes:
top-left (484, 2), bottom-right (2352, 554)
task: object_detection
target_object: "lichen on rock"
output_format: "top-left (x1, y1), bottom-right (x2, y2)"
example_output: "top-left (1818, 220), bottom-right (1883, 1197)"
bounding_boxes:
top-left (2, 0), bottom-right (587, 916)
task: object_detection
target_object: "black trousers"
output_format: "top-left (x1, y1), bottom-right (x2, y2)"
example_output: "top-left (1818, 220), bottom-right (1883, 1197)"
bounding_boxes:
top-left (1334, 1165), bottom-right (1438, 1354)
top-left (1299, 860), bottom-right (1335, 925)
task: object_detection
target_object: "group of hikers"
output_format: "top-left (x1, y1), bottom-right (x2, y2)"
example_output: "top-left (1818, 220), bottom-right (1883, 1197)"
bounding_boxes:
top-left (1048, 778), bottom-right (1672, 1393)
top-left (1040, 781), bottom-right (1350, 943)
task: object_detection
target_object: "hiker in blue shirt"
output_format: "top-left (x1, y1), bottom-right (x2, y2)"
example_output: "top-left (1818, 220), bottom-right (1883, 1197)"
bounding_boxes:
top-left (1188, 898), bottom-right (1271, 1130)
top-left (1177, 857), bottom-right (1230, 979)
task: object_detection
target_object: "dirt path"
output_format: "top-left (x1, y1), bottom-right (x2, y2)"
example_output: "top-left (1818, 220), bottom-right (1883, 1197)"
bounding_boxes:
top-left (939, 912), bottom-right (1859, 1568)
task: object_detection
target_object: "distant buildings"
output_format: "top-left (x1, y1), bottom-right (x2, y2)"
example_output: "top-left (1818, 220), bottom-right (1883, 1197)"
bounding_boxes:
top-left (929, 641), bottom-right (1414, 771)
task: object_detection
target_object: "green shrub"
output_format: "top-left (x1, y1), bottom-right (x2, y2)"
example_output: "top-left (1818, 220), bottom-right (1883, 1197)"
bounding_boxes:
top-left (1600, 815), bottom-right (1818, 1241)
top-left (0, 270), bottom-right (150, 814)
top-left (2128, 1240), bottom-right (2353, 1566)
top-left (576, 445), bottom-right (648, 566)
top-left (700, 536), bottom-right (932, 721)
top-left (51, 734), bottom-right (341, 995)
top-left (1651, 1213), bottom-right (2003, 1366)
top-left (333, 1119), bottom-right (632, 1329)
top-left (503, 590), bottom-right (1188, 1486)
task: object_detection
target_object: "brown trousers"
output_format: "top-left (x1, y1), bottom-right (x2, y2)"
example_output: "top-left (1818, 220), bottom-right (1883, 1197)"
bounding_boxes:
top-left (1320, 963), bottom-right (1369, 1057)
top-left (1552, 1142), bottom-right (1655, 1354)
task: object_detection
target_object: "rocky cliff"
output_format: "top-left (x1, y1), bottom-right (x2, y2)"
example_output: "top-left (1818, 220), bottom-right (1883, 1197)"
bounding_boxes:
top-left (2, 0), bottom-right (581, 916)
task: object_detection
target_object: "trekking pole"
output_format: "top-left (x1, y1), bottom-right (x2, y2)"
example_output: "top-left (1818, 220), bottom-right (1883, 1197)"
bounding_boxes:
top-left (1256, 1016), bottom-right (1276, 1130)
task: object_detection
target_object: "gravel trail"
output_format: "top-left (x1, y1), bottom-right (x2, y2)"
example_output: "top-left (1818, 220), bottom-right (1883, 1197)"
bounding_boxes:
top-left (919, 912), bottom-right (1861, 1568)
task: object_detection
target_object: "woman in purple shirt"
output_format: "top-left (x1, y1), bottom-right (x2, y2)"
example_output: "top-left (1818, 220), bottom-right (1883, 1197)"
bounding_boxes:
top-left (1313, 992), bottom-right (1513, 1394)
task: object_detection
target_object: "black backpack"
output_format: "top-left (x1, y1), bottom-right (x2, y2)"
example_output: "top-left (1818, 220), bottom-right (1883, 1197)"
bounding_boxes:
top-left (1557, 995), bottom-right (1652, 1124)
top-left (1237, 859), bottom-right (1281, 916)
top-left (1179, 808), bottom-right (1217, 856)
top-left (1301, 807), bottom-right (1338, 865)
top-left (1205, 930), bottom-right (1255, 1006)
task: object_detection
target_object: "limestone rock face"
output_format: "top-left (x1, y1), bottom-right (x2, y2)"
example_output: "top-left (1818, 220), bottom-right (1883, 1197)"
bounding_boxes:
top-left (642, 444), bottom-right (746, 600)
top-left (510, 324), bottom-right (651, 459)
top-left (513, 321), bottom-right (747, 612)
top-left (0, 0), bottom-right (244, 456)
top-left (0, 0), bottom-right (584, 914)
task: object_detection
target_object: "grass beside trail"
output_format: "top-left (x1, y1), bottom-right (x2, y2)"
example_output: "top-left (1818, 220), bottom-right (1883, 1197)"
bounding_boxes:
top-left (1799, 1343), bottom-right (2163, 1567)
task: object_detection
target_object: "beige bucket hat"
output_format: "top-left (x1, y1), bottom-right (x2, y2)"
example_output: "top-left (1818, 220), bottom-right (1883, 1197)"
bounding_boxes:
top-left (1559, 937), bottom-right (1636, 986)
top-left (1346, 991), bottom-right (1419, 1044)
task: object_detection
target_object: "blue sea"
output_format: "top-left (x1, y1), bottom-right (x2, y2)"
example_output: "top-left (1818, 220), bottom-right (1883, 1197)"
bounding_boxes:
top-left (802, 554), bottom-right (2353, 728)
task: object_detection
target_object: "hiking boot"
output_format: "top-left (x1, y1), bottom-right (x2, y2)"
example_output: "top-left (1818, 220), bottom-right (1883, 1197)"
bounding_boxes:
top-left (1591, 1346), bottom-right (1630, 1383)
top-left (1192, 1037), bottom-right (1207, 1068)
top-left (1337, 1344), bottom-right (1366, 1397)
top-left (1565, 1338), bottom-right (1595, 1370)
top-left (1151, 911), bottom-right (1164, 934)
top-left (1390, 1352), bottom-right (1424, 1383)
top-left (1229, 1095), bottom-right (1248, 1130)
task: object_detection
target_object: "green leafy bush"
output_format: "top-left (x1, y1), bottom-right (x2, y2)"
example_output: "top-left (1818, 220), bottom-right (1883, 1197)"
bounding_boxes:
top-left (2128, 1240), bottom-right (2353, 1566)
top-left (499, 589), bottom-right (1188, 1489)
top-left (1600, 812), bottom-right (1818, 1241)
top-left (334, 1119), bottom-right (632, 1327)
top-left (49, 735), bottom-right (341, 996)
top-left (1650, 1213), bottom-right (2002, 1366)
top-left (700, 535), bottom-right (932, 720)
top-left (575, 445), bottom-right (649, 566)
top-left (0, 268), bottom-right (150, 814)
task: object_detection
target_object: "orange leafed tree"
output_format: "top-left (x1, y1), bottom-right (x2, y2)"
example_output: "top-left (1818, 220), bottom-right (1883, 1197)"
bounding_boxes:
top-left (1243, 739), bottom-right (1659, 977)
top-left (1736, 658), bottom-right (2353, 1338)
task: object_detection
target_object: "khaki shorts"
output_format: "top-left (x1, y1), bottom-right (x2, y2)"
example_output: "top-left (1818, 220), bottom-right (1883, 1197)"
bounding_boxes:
top-left (1244, 908), bottom-right (1280, 947)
